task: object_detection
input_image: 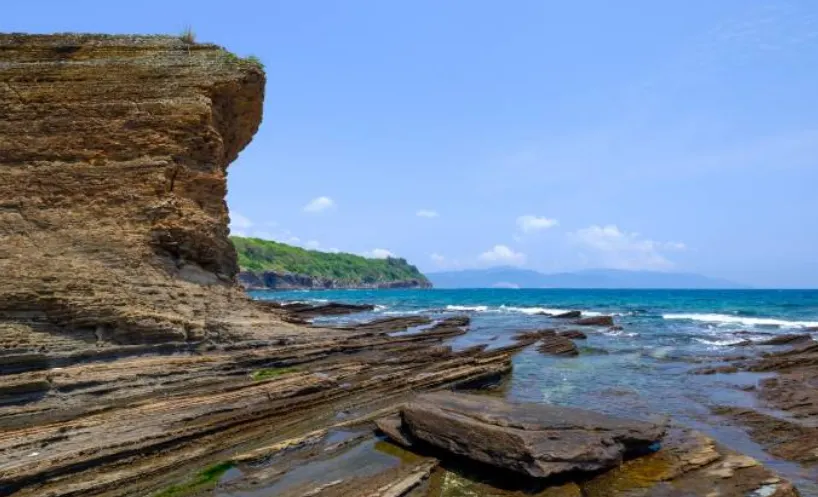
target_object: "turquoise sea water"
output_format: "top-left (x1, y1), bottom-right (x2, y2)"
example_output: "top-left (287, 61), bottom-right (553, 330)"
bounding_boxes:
top-left (250, 288), bottom-right (818, 489)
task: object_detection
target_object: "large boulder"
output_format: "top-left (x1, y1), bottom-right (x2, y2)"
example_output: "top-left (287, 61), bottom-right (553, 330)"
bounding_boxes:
top-left (394, 392), bottom-right (666, 478)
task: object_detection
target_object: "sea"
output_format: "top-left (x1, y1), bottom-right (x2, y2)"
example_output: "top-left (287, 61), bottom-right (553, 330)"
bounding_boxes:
top-left (249, 288), bottom-right (818, 491)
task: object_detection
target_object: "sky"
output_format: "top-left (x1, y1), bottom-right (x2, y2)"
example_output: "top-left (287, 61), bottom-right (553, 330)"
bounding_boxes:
top-left (7, 1), bottom-right (818, 287)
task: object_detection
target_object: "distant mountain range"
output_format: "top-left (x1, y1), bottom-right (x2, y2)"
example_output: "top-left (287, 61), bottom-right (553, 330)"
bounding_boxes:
top-left (426, 267), bottom-right (748, 289)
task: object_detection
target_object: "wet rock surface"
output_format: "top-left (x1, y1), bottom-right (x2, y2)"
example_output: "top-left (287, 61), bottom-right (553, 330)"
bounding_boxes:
top-left (559, 329), bottom-right (588, 340)
top-left (573, 315), bottom-right (615, 327)
top-left (552, 311), bottom-right (582, 319)
top-left (537, 331), bottom-right (580, 356)
top-left (382, 392), bottom-right (666, 478)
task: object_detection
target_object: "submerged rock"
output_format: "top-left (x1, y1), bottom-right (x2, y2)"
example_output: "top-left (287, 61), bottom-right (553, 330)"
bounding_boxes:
top-left (755, 334), bottom-right (813, 346)
top-left (391, 392), bottom-right (666, 479)
top-left (553, 310), bottom-right (582, 319)
top-left (514, 329), bottom-right (557, 342)
top-left (574, 316), bottom-right (615, 327)
top-left (559, 329), bottom-right (587, 340)
top-left (537, 332), bottom-right (580, 357)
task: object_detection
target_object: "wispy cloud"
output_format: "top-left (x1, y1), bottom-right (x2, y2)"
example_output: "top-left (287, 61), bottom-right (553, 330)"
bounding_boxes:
top-left (478, 245), bottom-right (526, 266)
top-left (229, 212), bottom-right (254, 233)
top-left (303, 196), bottom-right (335, 213)
top-left (366, 248), bottom-right (395, 259)
top-left (416, 209), bottom-right (440, 218)
top-left (516, 215), bottom-right (559, 234)
top-left (569, 224), bottom-right (686, 270)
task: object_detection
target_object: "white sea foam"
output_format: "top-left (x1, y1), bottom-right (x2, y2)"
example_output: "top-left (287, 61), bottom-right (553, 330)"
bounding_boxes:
top-left (693, 337), bottom-right (747, 346)
top-left (500, 306), bottom-right (604, 317)
top-left (382, 309), bottom-right (428, 316)
top-left (373, 304), bottom-right (388, 311)
top-left (602, 329), bottom-right (638, 337)
top-left (663, 313), bottom-right (818, 329)
top-left (445, 305), bottom-right (489, 312)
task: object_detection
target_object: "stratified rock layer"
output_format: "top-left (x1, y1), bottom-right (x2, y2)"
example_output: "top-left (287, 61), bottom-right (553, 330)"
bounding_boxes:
top-left (0, 33), bottom-right (267, 350)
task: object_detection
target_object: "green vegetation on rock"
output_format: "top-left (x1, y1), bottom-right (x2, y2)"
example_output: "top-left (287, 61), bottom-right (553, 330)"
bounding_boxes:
top-left (250, 366), bottom-right (300, 381)
top-left (154, 461), bottom-right (234, 497)
top-left (231, 236), bottom-right (430, 286)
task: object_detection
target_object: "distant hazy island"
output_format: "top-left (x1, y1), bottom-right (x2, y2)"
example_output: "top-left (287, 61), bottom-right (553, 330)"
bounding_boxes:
top-left (232, 237), bottom-right (432, 289)
top-left (427, 267), bottom-right (747, 289)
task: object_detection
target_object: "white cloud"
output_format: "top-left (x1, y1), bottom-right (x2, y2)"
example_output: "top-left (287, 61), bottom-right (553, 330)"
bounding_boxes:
top-left (416, 209), bottom-right (439, 218)
top-left (327, 247), bottom-right (341, 253)
top-left (305, 240), bottom-right (321, 249)
top-left (229, 212), bottom-right (254, 231)
top-left (430, 253), bottom-right (446, 264)
top-left (303, 196), bottom-right (335, 213)
top-left (516, 215), bottom-right (559, 234)
top-left (478, 245), bottom-right (526, 266)
top-left (570, 224), bottom-right (686, 270)
top-left (367, 248), bottom-right (395, 259)
top-left (252, 231), bottom-right (275, 240)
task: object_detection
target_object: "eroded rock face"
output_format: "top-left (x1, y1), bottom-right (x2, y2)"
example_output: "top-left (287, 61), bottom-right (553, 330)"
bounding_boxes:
top-left (0, 34), bottom-right (265, 349)
top-left (397, 392), bottom-right (666, 478)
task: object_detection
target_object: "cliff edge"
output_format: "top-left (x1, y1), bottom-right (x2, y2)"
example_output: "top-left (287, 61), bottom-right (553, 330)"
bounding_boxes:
top-left (0, 34), bottom-right (274, 351)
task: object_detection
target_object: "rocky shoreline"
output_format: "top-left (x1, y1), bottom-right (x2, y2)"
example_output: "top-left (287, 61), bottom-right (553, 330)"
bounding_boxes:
top-left (0, 33), bottom-right (812, 497)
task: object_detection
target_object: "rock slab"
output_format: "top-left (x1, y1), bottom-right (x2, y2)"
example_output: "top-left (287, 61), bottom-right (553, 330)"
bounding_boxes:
top-left (393, 392), bottom-right (666, 478)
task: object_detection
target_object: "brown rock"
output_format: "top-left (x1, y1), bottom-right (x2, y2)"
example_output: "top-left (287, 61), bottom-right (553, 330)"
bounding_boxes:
top-left (513, 328), bottom-right (557, 341)
top-left (714, 406), bottom-right (818, 465)
top-left (559, 329), bottom-right (587, 340)
top-left (756, 334), bottom-right (813, 346)
top-left (285, 302), bottom-right (376, 318)
top-left (375, 414), bottom-right (414, 447)
top-left (0, 34), bottom-right (271, 349)
top-left (553, 310), bottom-right (582, 319)
top-left (400, 392), bottom-right (666, 478)
top-left (574, 316), bottom-right (615, 327)
top-left (537, 332), bottom-right (579, 356)
top-left (689, 365), bottom-right (739, 375)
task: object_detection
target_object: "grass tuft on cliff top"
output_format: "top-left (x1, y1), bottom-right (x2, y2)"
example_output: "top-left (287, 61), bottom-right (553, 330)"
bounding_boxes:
top-left (231, 236), bottom-right (429, 286)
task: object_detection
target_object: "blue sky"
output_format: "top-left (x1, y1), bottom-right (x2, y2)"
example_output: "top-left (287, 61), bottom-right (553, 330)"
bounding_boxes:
top-left (8, 1), bottom-right (818, 287)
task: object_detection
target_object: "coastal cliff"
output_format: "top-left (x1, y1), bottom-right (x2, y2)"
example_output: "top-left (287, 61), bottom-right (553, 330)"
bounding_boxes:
top-left (0, 34), bottom-right (516, 497)
top-left (232, 236), bottom-right (432, 290)
top-left (0, 33), bottom-right (269, 349)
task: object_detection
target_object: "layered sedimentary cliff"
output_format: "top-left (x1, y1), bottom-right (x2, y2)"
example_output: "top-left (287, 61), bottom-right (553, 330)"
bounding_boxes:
top-left (0, 33), bottom-right (275, 351)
